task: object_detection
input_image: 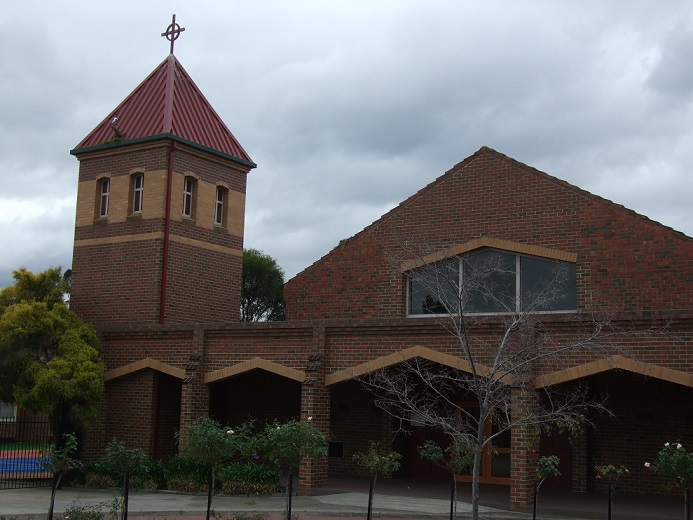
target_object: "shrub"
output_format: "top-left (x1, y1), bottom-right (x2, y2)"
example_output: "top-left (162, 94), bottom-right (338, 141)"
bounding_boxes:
top-left (164, 455), bottom-right (209, 491)
top-left (58, 502), bottom-right (105, 520)
top-left (220, 462), bottom-right (281, 495)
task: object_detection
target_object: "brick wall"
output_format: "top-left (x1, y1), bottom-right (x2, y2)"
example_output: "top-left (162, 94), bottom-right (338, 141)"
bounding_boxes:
top-left (71, 140), bottom-right (248, 325)
top-left (285, 147), bottom-right (693, 320)
top-left (105, 370), bottom-right (156, 455)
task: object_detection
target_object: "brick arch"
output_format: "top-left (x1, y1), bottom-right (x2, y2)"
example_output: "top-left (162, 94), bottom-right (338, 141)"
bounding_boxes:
top-left (325, 345), bottom-right (493, 386)
top-left (533, 355), bottom-right (693, 389)
top-left (401, 236), bottom-right (577, 271)
top-left (104, 357), bottom-right (185, 381)
top-left (204, 357), bottom-right (305, 384)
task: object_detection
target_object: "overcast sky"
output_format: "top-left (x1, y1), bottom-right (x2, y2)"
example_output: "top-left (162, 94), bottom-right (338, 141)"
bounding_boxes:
top-left (2, 1), bottom-right (692, 288)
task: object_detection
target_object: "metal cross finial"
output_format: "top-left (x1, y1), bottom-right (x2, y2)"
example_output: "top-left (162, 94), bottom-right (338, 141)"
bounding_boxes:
top-left (161, 14), bottom-right (185, 54)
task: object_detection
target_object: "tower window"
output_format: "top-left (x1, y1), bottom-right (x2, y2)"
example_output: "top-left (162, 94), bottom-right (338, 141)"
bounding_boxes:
top-left (131, 173), bottom-right (144, 214)
top-left (214, 186), bottom-right (228, 227)
top-left (97, 177), bottom-right (110, 218)
top-left (182, 176), bottom-right (197, 219)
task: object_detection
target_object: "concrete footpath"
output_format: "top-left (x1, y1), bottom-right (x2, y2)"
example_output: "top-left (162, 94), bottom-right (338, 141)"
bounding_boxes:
top-left (0, 486), bottom-right (573, 520)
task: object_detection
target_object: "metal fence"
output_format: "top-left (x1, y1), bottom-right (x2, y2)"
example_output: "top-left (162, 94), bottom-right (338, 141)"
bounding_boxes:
top-left (0, 415), bottom-right (53, 489)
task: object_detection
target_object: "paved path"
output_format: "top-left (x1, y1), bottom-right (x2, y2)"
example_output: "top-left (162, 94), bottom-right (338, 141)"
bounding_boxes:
top-left (0, 487), bottom-right (570, 520)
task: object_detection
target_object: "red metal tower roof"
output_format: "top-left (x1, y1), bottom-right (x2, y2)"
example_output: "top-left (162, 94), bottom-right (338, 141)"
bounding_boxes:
top-left (72, 55), bottom-right (255, 167)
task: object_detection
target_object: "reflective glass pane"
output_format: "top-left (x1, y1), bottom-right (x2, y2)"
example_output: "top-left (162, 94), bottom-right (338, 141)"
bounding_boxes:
top-left (491, 452), bottom-right (510, 478)
top-left (463, 251), bottom-right (516, 313)
top-left (521, 257), bottom-right (576, 311)
top-left (409, 259), bottom-right (460, 315)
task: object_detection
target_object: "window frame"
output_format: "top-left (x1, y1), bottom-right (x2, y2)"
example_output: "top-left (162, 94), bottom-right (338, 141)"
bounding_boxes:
top-left (96, 177), bottom-right (110, 219)
top-left (214, 185), bottom-right (228, 227)
top-left (130, 172), bottom-right (144, 215)
top-left (407, 249), bottom-right (576, 317)
top-left (182, 176), bottom-right (197, 219)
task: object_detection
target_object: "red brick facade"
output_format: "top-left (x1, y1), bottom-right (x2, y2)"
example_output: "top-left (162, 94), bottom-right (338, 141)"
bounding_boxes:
top-left (71, 140), bottom-right (249, 325)
top-left (71, 72), bottom-right (693, 512)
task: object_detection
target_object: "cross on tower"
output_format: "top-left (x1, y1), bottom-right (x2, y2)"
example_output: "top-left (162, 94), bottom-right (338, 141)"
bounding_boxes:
top-left (161, 14), bottom-right (185, 54)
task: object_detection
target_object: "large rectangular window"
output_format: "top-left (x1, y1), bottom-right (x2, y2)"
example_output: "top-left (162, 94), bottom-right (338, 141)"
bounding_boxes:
top-left (408, 249), bottom-right (576, 316)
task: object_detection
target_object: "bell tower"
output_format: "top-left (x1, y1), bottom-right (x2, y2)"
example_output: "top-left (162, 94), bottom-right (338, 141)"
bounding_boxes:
top-left (70, 21), bottom-right (255, 325)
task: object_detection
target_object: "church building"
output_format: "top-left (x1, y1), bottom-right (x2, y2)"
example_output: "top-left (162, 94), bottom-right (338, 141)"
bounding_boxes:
top-left (69, 21), bottom-right (693, 511)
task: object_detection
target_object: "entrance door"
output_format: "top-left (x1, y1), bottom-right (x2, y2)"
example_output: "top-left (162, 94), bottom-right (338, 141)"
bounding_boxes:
top-left (455, 404), bottom-right (511, 486)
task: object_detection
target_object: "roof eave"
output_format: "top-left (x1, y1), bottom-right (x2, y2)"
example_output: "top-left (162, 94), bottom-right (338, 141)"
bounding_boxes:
top-left (70, 133), bottom-right (257, 170)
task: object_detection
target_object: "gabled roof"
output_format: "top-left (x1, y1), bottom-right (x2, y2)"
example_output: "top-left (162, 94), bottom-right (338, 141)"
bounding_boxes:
top-left (72, 55), bottom-right (255, 167)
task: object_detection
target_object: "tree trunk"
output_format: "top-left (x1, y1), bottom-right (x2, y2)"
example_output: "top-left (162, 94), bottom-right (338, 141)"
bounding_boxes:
top-left (449, 475), bottom-right (457, 520)
top-left (47, 473), bottom-right (62, 520)
top-left (471, 449), bottom-right (482, 520)
top-left (607, 483), bottom-right (612, 520)
top-left (367, 474), bottom-right (377, 520)
top-left (122, 471), bottom-right (130, 520)
top-left (206, 467), bottom-right (214, 520)
top-left (285, 470), bottom-right (294, 520)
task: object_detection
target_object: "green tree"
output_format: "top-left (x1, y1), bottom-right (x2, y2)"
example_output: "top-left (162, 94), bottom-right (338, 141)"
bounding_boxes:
top-left (241, 249), bottom-right (286, 321)
top-left (178, 417), bottom-right (255, 520)
top-left (418, 439), bottom-right (472, 520)
top-left (100, 439), bottom-right (151, 520)
top-left (260, 418), bottom-right (327, 520)
top-left (646, 442), bottom-right (693, 520)
top-left (0, 267), bottom-right (105, 442)
top-left (534, 455), bottom-right (560, 520)
top-left (354, 441), bottom-right (402, 520)
top-left (43, 433), bottom-right (82, 520)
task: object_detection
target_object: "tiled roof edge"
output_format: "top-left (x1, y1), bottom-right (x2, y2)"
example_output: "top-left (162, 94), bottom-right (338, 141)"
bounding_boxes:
top-left (70, 133), bottom-right (257, 169)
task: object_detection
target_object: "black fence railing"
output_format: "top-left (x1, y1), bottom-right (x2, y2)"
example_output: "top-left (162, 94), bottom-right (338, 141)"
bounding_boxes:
top-left (0, 415), bottom-right (53, 489)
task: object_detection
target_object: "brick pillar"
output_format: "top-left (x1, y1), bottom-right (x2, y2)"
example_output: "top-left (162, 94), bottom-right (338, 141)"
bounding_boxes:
top-left (179, 324), bottom-right (209, 437)
top-left (299, 322), bottom-right (330, 494)
top-left (572, 432), bottom-right (587, 492)
top-left (510, 386), bottom-right (540, 511)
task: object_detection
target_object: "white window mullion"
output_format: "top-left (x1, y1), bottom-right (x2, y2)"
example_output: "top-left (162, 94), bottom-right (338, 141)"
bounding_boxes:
top-left (515, 255), bottom-right (521, 312)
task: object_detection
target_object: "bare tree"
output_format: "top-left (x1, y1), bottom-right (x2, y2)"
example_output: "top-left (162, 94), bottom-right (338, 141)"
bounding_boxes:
top-left (360, 244), bottom-right (624, 520)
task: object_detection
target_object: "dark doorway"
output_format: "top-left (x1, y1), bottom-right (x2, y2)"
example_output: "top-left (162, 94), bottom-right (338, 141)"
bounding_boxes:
top-left (540, 426), bottom-right (573, 489)
top-left (209, 369), bottom-right (301, 427)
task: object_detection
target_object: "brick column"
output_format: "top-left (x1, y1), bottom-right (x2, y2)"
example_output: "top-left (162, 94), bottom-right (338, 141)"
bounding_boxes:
top-left (299, 322), bottom-right (330, 494)
top-left (179, 324), bottom-right (209, 438)
top-left (572, 432), bottom-right (587, 492)
top-left (510, 386), bottom-right (540, 511)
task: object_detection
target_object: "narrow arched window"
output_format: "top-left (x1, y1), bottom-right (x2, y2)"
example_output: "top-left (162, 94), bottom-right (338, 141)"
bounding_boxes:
top-left (214, 186), bottom-right (228, 227)
top-left (182, 176), bottom-right (197, 219)
top-left (131, 173), bottom-right (144, 214)
top-left (97, 177), bottom-right (110, 218)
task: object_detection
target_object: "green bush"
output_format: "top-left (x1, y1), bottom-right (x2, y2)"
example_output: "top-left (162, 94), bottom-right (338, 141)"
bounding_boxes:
top-left (164, 454), bottom-right (209, 489)
top-left (220, 462), bottom-right (281, 495)
top-left (131, 457), bottom-right (165, 490)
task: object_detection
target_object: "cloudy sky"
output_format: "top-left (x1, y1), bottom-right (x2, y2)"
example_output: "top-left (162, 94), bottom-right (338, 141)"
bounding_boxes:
top-left (2, 1), bottom-right (692, 288)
